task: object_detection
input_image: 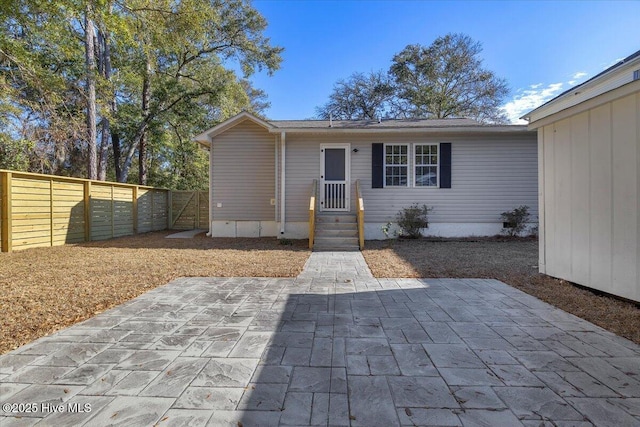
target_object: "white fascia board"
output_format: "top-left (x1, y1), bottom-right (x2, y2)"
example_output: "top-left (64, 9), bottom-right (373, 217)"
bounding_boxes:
top-left (193, 133), bottom-right (212, 148)
top-left (525, 79), bottom-right (640, 130)
top-left (193, 111), bottom-right (275, 147)
top-left (266, 126), bottom-right (531, 135)
top-left (523, 56), bottom-right (640, 125)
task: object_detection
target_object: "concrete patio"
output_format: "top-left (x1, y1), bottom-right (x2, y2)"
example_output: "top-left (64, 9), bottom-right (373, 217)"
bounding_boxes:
top-left (1, 252), bottom-right (639, 426)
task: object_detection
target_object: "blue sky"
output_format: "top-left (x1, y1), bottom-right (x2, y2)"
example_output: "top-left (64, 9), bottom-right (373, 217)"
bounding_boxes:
top-left (248, 0), bottom-right (640, 123)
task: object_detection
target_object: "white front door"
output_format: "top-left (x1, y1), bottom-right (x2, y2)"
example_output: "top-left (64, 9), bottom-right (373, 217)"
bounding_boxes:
top-left (320, 144), bottom-right (350, 212)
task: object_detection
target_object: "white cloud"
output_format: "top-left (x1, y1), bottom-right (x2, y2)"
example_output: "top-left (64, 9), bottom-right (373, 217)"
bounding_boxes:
top-left (502, 82), bottom-right (564, 124)
top-left (568, 71), bottom-right (588, 85)
top-left (603, 57), bottom-right (625, 69)
top-left (502, 69), bottom-right (597, 124)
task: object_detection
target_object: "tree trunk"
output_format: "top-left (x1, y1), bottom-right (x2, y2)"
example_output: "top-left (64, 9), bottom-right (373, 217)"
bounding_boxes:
top-left (97, 27), bottom-right (111, 181)
top-left (138, 130), bottom-right (148, 185)
top-left (121, 139), bottom-right (136, 183)
top-left (121, 121), bottom-right (147, 183)
top-left (112, 132), bottom-right (122, 181)
top-left (138, 56), bottom-right (152, 185)
top-left (85, 3), bottom-right (97, 180)
top-left (98, 121), bottom-right (109, 180)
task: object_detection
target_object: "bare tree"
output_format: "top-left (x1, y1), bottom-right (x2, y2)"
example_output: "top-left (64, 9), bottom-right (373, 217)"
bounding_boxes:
top-left (315, 71), bottom-right (394, 120)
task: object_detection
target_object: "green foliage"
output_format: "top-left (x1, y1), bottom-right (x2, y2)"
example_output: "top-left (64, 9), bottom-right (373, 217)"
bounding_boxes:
top-left (500, 205), bottom-right (530, 237)
top-left (381, 222), bottom-right (398, 239)
top-left (146, 122), bottom-right (209, 190)
top-left (0, 134), bottom-right (33, 171)
top-left (396, 203), bottom-right (432, 238)
top-left (316, 33), bottom-right (509, 124)
top-left (108, 0), bottom-right (282, 184)
top-left (0, 0), bottom-right (87, 175)
top-left (390, 33), bottom-right (509, 123)
top-left (0, 0), bottom-right (282, 186)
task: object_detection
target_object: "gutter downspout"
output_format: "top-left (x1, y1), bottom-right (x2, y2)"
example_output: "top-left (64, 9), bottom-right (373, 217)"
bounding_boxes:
top-left (206, 138), bottom-right (213, 236)
top-left (275, 135), bottom-right (278, 227)
top-left (280, 131), bottom-right (286, 235)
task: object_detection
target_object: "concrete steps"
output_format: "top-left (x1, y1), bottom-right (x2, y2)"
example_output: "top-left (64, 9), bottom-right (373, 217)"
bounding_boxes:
top-left (313, 214), bottom-right (360, 251)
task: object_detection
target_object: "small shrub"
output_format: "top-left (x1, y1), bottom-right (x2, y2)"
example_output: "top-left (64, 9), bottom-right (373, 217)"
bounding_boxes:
top-left (396, 203), bottom-right (432, 238)
top-left (501, 205), bottom-right (530, 237)
top-left (279, 238), bottom-right (293, 246)
top-left (381, 222), bottom-right (398, 239)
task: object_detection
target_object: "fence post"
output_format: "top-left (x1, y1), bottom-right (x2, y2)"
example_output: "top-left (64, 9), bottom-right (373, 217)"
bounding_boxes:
top-left (110, 185), bottom-right (115, 239)
top-left (84, 181), bottom-right (91, 241)
top-left (1, 172), bottom-right (12, 252)
top-left (49, 178), bottom-right (54, 247)
top-left (168, 190), bottom-right (172, 230)
top-left (132, 186), bottom-right (138, 234)
top-left (195, 190), bottom-right (200, 229)
top-left (151, 189), bottom-right (155, 230)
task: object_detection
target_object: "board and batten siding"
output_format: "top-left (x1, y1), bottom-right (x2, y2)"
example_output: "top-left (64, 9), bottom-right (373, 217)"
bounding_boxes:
top-left (284, 133), bottom-right (537, 225)
top-left (211, 120), bottom-right (276, 221)
top-left (538, 90), bottom-right (640, 302)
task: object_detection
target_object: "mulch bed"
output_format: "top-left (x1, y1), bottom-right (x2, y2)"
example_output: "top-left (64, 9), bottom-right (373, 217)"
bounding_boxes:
top-left (0, 231), bottom-right (309, 354)
top-left (362, 237), bottom-right (640, 345)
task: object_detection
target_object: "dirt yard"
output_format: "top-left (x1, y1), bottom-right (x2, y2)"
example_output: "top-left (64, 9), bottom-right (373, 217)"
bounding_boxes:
top-left (362, 238), bottom-right (640, 345)
top-left (0, 232), bottom-right (310, 354)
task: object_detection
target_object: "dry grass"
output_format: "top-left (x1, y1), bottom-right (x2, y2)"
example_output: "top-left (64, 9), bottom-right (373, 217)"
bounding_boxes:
top-left (0, 231), bottom-right (309, 354)
top-left (363, 238), bottom-right (640, 345)
top-left (3, 233), bottom-right (638, 355)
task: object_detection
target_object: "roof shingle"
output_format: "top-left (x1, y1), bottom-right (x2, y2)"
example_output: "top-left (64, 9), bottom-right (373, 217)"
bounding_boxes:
top-left (270, 118), bottom-right (483, 129)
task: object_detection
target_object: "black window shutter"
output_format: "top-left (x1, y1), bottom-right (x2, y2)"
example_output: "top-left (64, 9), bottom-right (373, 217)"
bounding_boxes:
top-left (372, 143), bottom-right (383, 188)
top-left (440, 143), bottom-right (452, 188)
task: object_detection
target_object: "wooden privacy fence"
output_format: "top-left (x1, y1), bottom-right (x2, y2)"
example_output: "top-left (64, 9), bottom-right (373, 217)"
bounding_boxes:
top-left (170, 190), bottom-right (208, 230)
top-left (0, 170), bottom-right (169, 252)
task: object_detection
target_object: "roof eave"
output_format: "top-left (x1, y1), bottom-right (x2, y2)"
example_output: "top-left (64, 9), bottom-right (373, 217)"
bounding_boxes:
top-left (192, 111), bottom-right (274, 146)
top-left (194, 137), bottom-right (211, 149)
top-left (522, 52), bottom-right (640, 125)
top-left (269, 125), bottom-right (532, 134)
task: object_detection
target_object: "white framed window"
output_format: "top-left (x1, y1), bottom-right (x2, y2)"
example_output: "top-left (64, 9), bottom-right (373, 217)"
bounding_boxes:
top-left (384, 144), bottom-right (409, 187)
top-left (414, 143), bottom-right (438, 187)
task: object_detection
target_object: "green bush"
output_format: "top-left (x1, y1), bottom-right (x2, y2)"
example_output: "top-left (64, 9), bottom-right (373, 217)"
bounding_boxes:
top-left (500, 205), bottom-right (530, 237)
top-left (381, 222), bottom-right (397, 239)
top-left (279, 238), bottom-right (293, 246)
top-left (396, 203), bottom-right (432, 238)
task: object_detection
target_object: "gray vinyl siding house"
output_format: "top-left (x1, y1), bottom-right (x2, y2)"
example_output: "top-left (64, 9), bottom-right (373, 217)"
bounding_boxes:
top-left (209, 120), bottom-right (277, 228)
top-left (195, 112), bottom-right (537, 240)
top-left (523, 49), bottom-right (640, 303)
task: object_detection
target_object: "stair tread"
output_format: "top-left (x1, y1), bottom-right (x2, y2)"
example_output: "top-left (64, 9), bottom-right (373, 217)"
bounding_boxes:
top-left (316, 216), bottom-right (357, 223)
top-left (317, 224), bottom-right (356, 230)
top-left (313, 214), bottom-right (360, 251)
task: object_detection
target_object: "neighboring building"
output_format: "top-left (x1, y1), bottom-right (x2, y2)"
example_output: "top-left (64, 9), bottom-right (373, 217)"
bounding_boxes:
top-left (195, 112), bottom-right (537, 246)
top-left (522, 49), bottom-right (640, 303)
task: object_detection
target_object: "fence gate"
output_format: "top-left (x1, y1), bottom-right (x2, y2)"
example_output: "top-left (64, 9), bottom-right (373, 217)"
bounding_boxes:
top-left (170, 190), bottom-right (208, 230)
